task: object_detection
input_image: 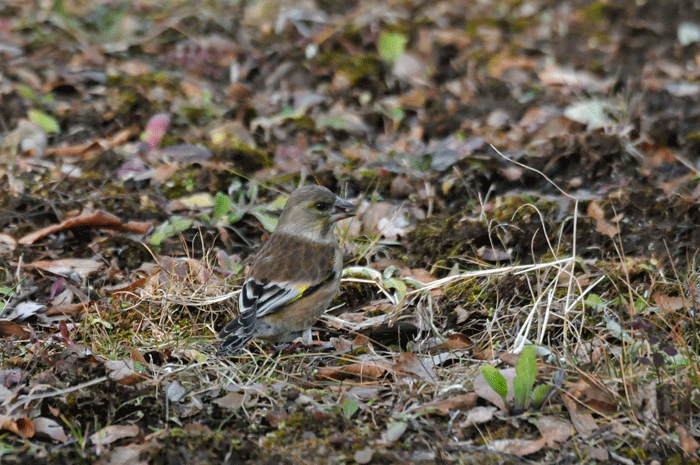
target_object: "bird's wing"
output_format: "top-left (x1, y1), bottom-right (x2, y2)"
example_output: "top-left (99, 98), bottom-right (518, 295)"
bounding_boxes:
top-left (245, 274), bottom-right (339, 322)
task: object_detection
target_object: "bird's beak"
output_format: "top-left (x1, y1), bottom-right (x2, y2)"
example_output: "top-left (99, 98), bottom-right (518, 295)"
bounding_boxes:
top-left (330, 197), bottom-right (357, 222)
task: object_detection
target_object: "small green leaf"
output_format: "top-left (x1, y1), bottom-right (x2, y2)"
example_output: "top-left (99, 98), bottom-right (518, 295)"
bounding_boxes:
top-left (342, 399), bottom-right (359, 419)
top-left (378, 31), bottom-right (408, 64)
top-left (150, 232), bottom-right (166, 246)
top-left (585, 293), bottom-right (605, 310)
top-left (513, 377), bottom-right (529, 410)
top-left (16, 84), bottom-right (37, 101)
top-left (213, 192), bottom-right (232, 222)
top-left (171, 217), bottom-right (193, 232)
top-left (481, 365), bottom-right (508, 404)
top-left (150, 217), bottom-right (193, 245)
top-left (532, 384), bottom-right (551, 408)
top-left (250, 207), bottom-right (279, 232)
top-left (0, 286), bottom-right (16, 297)
top-left (226, 204), bottom-right (246, 224)
top-left (28, 109), bottom-right (60, 134)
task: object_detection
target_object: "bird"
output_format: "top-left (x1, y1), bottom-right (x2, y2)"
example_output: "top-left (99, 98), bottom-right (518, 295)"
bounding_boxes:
top-left (216, 185), bottom-right (356, 356)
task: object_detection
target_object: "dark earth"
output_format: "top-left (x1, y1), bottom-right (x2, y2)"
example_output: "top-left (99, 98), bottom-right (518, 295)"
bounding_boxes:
top-left (1, 0), bottom-right (700, 463)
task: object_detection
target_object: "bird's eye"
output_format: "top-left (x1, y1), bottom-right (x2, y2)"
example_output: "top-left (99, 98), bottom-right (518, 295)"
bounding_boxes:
top-left (314, 201), bottom-right (331, 211)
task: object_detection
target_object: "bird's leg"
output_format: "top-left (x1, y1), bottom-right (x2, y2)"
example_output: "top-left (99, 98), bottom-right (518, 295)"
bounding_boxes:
top-left (301, 327), bottom-right (313, 346)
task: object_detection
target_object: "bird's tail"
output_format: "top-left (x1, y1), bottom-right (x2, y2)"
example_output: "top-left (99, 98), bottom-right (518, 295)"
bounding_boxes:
top-left (216, 307), bottom-right (257, 356)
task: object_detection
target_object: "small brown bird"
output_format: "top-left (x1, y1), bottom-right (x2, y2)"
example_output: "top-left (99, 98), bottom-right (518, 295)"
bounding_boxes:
top-left (216, 185), bottom-right (356, 356)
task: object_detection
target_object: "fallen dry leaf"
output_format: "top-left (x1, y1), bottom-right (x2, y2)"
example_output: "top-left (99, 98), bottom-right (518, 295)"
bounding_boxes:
top-left (26, 258), bottom-right (103, 280)
top-left (561, 392), bottom-right (597, 438)
top-left (104, 360), bottom-right (150, 385)
top-left (410, 393), bottom-right (478, 416)
top-left (90, 424), bottom-right (140, 447)
top-left (587, 201), bottom-right (620, 238)
top-left (19, 209), bottom-right (152, 245)
top-left (535, 415), bottom-right (573, 447)
top-left (33, 417), bottom-right (68, 442)
top-left (0, 320), bottom-right (31, 338)
top-left (0, 415), bottom-right (34, 438)
top-left (486, 437), bottom-right (547, 457)
top-left (392, 352), bottom-right (437, 381)
top-left (677, 424), bottom-right (700, 460)
top-left (460, 406), bottom-right (498, 427)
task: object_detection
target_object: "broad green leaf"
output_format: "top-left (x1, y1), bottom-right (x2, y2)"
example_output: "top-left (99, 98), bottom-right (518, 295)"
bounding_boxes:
top-left (343, 266), bottom-right (383, 280)
top-left (378, 31), bottom-right (407, 64)
top-left (178, 193), bottom-right (215, 209)
top-left (513, 377), bottom-right (529, 410)
top-left (150, 232), bottom-right (167, 246)
top-left (213, 192), bottom-right (232, 222)
top-left (382, 421), bottom-right (407, 442)
top-left (606, 320), bottom-right (633, 343)
top-left (383, 277), bottom-right (407, 302)
top-left (516, 346), bottom-right (537, 395)
top-left (585, 293), bottom-right (605, 310)
top-left (0, 286), bottom-right (16, 296)
top-left (171, 217), bottom-right (193, 232)
top-left (268, 194), bottom-right (288, 209)
top-left (28, 109), bottom-right (60, 134)
top-left (480, 365), bottom-right (508, 404)
top-left (250, 207), bottom-right (278, 232)
top-left (342, 399), bottom-right (359, 419)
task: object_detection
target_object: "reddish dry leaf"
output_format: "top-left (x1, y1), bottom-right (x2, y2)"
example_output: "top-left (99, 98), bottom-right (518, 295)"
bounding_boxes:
top-left (184, 423), bottom-right (212, 435)
top-left (44, 126), bottom-right (139, 158)
top-left (317, 359), bottom-right (392, 381)
top-left (587, 201), bottom-right (620, 238)
top-left (498, 352), bottom-right (520, 367)
top-left (677, 424), bottom-right (700, 460)
top-left (130, 348), bottom-right (148, 365)
top-left (561, 392), bottom-right (597, 438)
top-left (653, 293), bottom-right (687, 313)
top-left (19, 209), bottom-right (152, 245)
top-left (570, 376), bottom-right (618, 413)
top-left (45, 303), bottom-right (90, 317)
top-left (26, 258), bottom-right (103, 280)
top-left (0, 415), bottom-right (35, 438)
top-left (442, 333), bottom-right (473, 350)
top-left (410, 393), bottom-right (478, 416)
top-left (0, 320), bottom-right (31, 338)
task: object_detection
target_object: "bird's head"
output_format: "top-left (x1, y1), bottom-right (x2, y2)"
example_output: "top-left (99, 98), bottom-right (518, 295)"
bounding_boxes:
top-left (276, 185), bottom-right (356, 241)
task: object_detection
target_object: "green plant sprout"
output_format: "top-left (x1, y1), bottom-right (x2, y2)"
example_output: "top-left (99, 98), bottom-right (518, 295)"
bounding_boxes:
top-left (481, 346), bottom-right (551, 413)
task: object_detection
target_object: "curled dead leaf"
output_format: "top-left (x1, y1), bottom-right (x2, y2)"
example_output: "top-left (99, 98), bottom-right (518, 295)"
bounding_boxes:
top-left (0, 415), bottom-right (35, 438)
